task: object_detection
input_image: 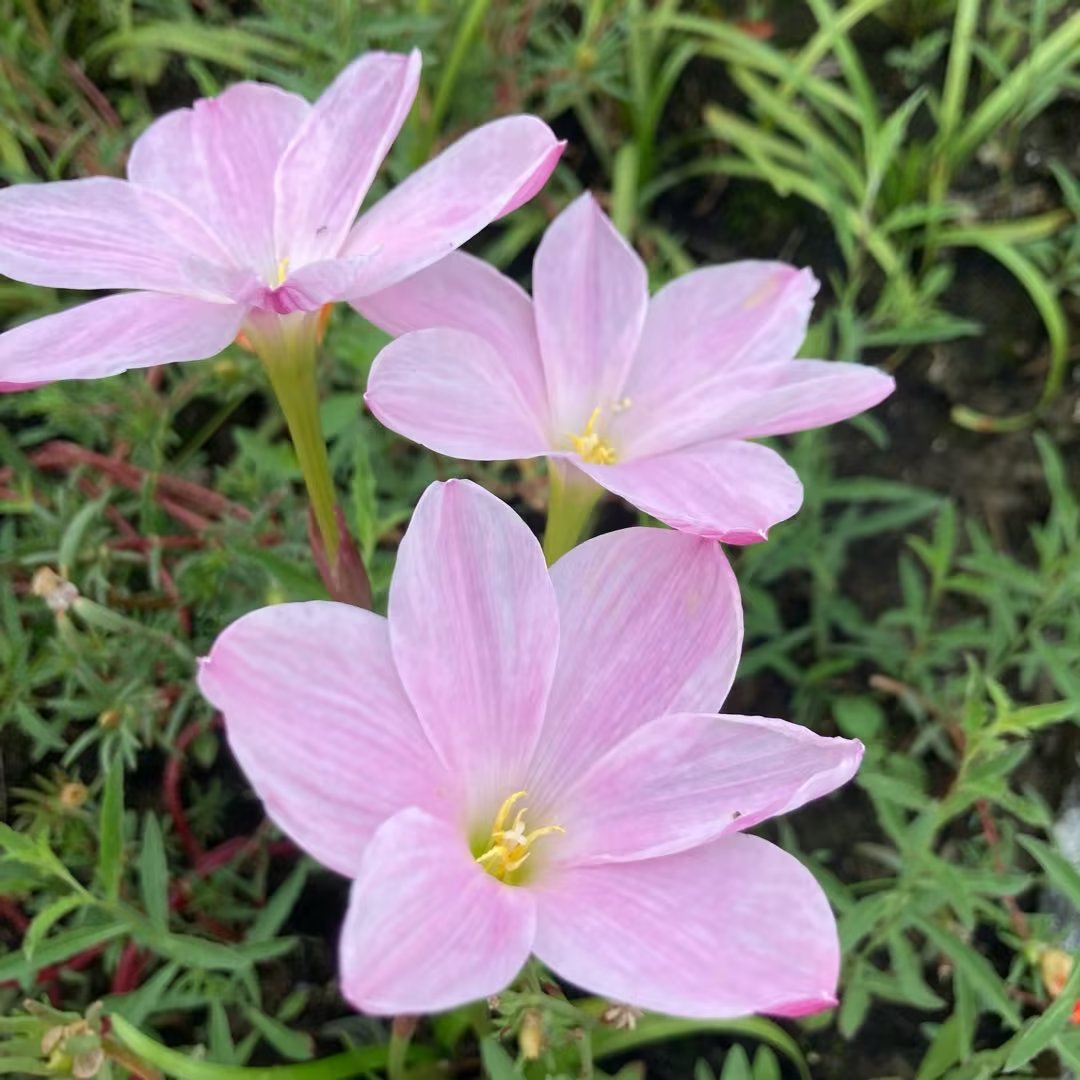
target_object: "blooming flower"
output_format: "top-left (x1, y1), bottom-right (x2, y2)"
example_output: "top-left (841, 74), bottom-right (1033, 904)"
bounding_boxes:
top-left (0, 51), bottom-right (562, 387)
top-left (198, 478), bottom-right (862, 1017)
top-left (360, 193), bottom-right (895, 546)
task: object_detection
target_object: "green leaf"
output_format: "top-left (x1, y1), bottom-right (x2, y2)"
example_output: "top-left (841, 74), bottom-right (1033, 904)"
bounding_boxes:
top-left (98, 755), bottom-right (125, 902)
top-left (1018, 835), bottom-right (1080, 912)
top-left (914, 918), bottom-right (1021, 1027)
top-left (0, 921), bottom-right (127, 983)
top-left (109, 1013), bottom-right (400, 1080)
top-left (138, 814), bottom-right (169, 931)
top-left (242, 1007), bottom-right (314, 1062)
top-left (248, 862), bottom-right (311, 943)
top-left (478, 1036), bottom-right (519, 1080)
top-left (1003, 959), bottom-right (1080, 1069)
top-left (22, 893), bottom-right (90, 960)
top-left (720, 1045), bottom-right (753, 1080)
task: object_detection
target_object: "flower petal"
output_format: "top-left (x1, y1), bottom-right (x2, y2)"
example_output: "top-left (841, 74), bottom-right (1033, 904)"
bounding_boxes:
top-left (344, 116), bottom-right (564, 295)
top-left (0, 177), bottom-right (234, 294)
top-left (197, 602), bottom-right (446, 878)
top-left (275, 51), bottom-right (421, 269)
top-left (389, 480), bottom-right (559, 819)
top-left (562, 713), bottom-right (863, 864)
top-left (340, 808), bottom-right (536, 1015)
top-left (128, 82), bottom-right (310, 277)
top-left (700, 359), bottom-right (896, 440)
top-left (366, 328), bottom-right (549, 459)
top-left (527, 526), bottom-right (741, 802)
top-left (355, 251), bottom-right (545, 407)
top-left (532, 194), bottom-right (648, 435)
top-left (534, 833), bottom-right (840, 1018)
top-left (0, 293), bottom-right (244, 385)
top-left (622, 263), bottom-right (818, 456)
top-left (572, 438), bottom-right (803, 543)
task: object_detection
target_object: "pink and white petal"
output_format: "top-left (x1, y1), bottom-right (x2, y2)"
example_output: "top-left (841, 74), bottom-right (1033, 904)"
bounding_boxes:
top-left (622, 264), bottom-right (818, 457)
top-left (340, 808), bottom-right (535, 1015)
top-left (0, 178), bottom-right (234, 295)
top-left (129, 83), bottom-right (310, 276)
top-left (561, 713), bottom-right (863, 865)
top-left (343, 116), bottom-right (564, 295)
top-left (366, 328), bottom-right (549, 459)
top-left (527, 526), bottom-right (741, 803)
top-left (532, 193), bottom-right (648, 435)
top-left (197, 603), bottom-right (447, 879)
top-left (534, 833), bottom-right (839, 1019)
top-left (0, 293), bottom-right (244, 384)
top-left (574, 438), bottom-right (803, 543)
top-left (353, 252), bottom-right (547, 415)
top-left (389, 480), bottom-right (559, 819)
top-left (275, 51), bottom-right (420, 268)
top-left (704, 359), bottom-right (896, 440)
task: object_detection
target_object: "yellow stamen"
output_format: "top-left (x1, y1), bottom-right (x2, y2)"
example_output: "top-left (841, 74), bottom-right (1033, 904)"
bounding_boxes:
top-left (476, 790), bottom-right (564, 884)
top-left (569, 406), bottom-right (618, 465)
top-left (275, 256), bottom-right (290, 287)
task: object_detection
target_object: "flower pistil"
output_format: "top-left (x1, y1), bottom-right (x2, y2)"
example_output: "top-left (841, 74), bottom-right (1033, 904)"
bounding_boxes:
top-left (476, 790), bottom-right (563, 884)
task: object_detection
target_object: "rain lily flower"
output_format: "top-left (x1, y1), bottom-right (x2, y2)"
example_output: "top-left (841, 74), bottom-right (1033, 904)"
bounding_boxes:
top-left (360, 193), bottom-right (895, 559)
top-left (198, 478), bottom-right (862, 1017)
top-left (0, 50), bottom-right (563, 556)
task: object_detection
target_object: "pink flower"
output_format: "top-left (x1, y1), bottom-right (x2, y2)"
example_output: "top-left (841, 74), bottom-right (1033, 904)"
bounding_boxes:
top-left (198, 478), bottom-right (862, 1017)
top-left (0, 52), bottom-right (563, 386)
top-left (360, 193), bottom-right (895, 544)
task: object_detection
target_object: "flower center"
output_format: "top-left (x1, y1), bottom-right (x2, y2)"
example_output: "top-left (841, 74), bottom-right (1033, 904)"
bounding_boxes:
top-left (475, 790), bottom-right (564, 885)
top-left (569, 406), bottom-right (618, 465)
top-left (275, 256), bottom-right (291, 287)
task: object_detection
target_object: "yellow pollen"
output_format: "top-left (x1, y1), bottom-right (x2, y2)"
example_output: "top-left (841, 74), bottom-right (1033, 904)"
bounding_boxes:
top-left (275, 256), bottom-right (290, 286)
top-left (569, 406), bottom-right (618, 465)
top-left (475, 790), bottom-right (564, 884)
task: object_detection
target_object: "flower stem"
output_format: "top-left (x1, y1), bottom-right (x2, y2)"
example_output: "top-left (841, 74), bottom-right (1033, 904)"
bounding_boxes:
top-left (387, 1016), bottom-right (416, 1080)
top-left (251, 313), bottom-right (340, 563)
top-left (542, 458), bottom-right (601, 565)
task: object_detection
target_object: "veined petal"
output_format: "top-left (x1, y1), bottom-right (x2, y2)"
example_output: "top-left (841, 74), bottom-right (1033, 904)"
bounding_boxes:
top-left (197, 602), bottom-right (447, 879)
top-left (129, 83), bottom-right (310, 277)
top-left (699, 358), bottom-right (896, 440)
top-left (340, 808), bottom-right (536, 1015)
top-left (343, 116), bottom-right (563, 296)
top-left (0, 177), bottom-right (235, 295)
top-left (533, 194), bottom-right (648, 436)
top-left (366, 328), bottom-right (549, 459)
top-left (389, 480), bottom-right (559, 820)
top-left (534, 833), bottom-right (840, 1018)
top-left (355, 252), bottom-right (546, 411)
top-left (562, 713), bottom-right (863, 864)
top-left (623, 263), bottom-right (818, 456)
top-left (528, 526), bottom-right (741, 803)
top-left (275, 51), bottom-right (421, 269)
top-left (0, 293), bottom-right (244, 385)
top-left (572, 438), bottom-right (803, 543)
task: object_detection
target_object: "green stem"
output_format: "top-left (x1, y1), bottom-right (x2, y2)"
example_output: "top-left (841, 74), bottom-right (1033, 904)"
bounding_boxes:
top-left (250, 313), bottom-right (340, 563)
top-left (386, 1018), bottom-right (415, 1080)
top-left (542, 459), bottom-right (601, 565)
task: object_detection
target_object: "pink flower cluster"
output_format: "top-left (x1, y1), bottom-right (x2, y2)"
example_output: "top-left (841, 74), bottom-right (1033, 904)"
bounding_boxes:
top-left (0, 51), bottom-right (896, 1020)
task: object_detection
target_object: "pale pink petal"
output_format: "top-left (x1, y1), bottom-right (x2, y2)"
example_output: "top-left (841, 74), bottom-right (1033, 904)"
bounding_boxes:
top-left (340, 808), bottom-right (535, 1015)
top-left (698, 359), bottom-right (896, 440)
top-left (572, 438), bottom-right (803, 543)
top-left (534, 833), bottom-right (839, 1018)
top-left (561, 714), bottom-right (863, 864)
top-left (532, 194), bottom-right (648, 436)
top-left (389, 480), bottom-right (558, 820)
top-left (622, 263), bottom-right (818, 456)
top-left (0, 178), bottom-right (234, 294)
top-left (129, 83), bottom-right (310, 278)
top-left (527, 526), bottom-right (741, 802)
top-left (197, 603), bottom-right (447, 879)
top-left (366, 329), bottom-right (549, 459)
top-left (0, 293), bottom-right (243, 384)
top-left (275, 51), bottom-right (420, 269)
top-left (343, 116), bottom-right (564, 295)
top-left (354, 251), bottom-right (547, 412)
